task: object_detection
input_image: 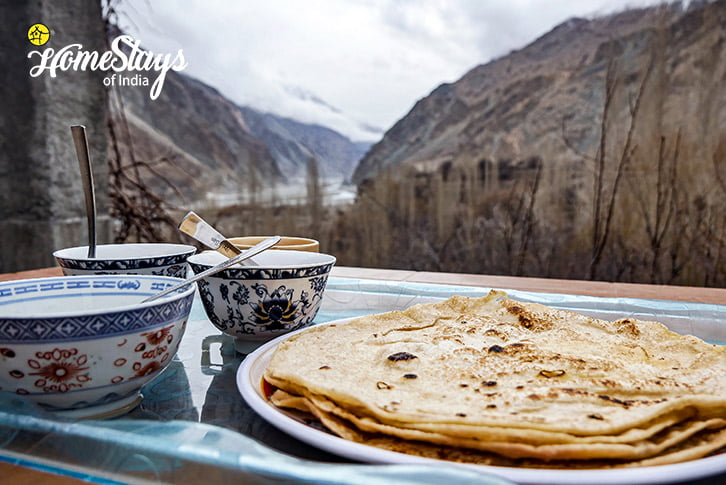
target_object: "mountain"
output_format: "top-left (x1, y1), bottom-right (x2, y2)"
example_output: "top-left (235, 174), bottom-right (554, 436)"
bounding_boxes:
top-left (352, 1), bottom-right (724, 184)
top-left (282, 84), bottom-right (385, 143)
top-left (117, 71), bottom-right (277, 199)
top-left (116, 68), bottom-right (368, 203)
top-left (239, 106), bottom-right (368, 180)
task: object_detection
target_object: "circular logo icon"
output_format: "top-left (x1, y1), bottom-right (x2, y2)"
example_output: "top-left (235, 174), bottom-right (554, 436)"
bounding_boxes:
top-left (28, 24), bottom-right (50, 46)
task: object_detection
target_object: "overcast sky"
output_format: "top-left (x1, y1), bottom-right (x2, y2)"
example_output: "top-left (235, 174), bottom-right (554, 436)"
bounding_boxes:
top-left (119, 0), bottom-right (669, 141)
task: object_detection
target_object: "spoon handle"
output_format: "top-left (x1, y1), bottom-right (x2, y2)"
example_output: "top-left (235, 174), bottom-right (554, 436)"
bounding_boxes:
top-left (141, 235), bottom-right (281, 303)
top-left (178, 211), bottom-right (242, 258)
top-left (70, 125), bottom-right (97, 258)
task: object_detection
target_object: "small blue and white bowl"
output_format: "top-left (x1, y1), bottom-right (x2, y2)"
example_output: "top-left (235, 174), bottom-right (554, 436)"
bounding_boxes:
top-left (188, 249), bottom-right (336, 353)
top-left (0, 275), bottom-right (195, 418)
top-left (53, 243), bottom-right (196, 277)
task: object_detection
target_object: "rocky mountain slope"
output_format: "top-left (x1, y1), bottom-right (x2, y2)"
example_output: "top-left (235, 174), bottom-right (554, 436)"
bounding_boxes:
top-left (117, 69), bottom-right (368, 202)
top-left (352, 0), bottom-right (725, 184)
top-left (239, 106), bottom-right (366, 180)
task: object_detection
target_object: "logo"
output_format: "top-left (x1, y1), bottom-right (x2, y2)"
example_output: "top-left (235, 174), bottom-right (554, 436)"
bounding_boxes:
top-left (28, 24), bottom-right (50, 46)
top-left (27, 30), bottom-right (187, 100)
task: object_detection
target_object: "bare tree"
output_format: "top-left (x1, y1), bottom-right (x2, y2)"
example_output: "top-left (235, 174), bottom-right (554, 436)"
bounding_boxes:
top-left (306, 156), bottom-right (323, 236)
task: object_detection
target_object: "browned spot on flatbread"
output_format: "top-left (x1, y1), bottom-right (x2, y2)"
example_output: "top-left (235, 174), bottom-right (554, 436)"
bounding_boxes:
top-left (505, 302), bottom-right (553, 331)
top-left (387, 352), bottom-right (418, 362)
top-left (615, 318), bottom-right (641, 338)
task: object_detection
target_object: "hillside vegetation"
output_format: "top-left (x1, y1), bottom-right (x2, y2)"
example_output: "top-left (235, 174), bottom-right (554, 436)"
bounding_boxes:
top-left (330, 2), bottom-right (726, 286)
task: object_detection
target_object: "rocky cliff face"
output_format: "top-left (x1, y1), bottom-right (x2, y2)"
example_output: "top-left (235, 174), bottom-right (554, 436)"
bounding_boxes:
top-left (352, 1), bottom-right (723, 184)
top-left (117, 69), bottom-right (367, 202)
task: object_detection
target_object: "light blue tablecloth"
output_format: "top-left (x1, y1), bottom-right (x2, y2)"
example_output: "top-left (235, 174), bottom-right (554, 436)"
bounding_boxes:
top-left (1, 277), bottom-right (724, 484)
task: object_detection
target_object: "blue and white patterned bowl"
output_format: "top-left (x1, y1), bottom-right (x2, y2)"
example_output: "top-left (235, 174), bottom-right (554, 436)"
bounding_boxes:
top-left (53, 243), bottom-right (196, 277)
top-left (0, 275), bottom-right (195, 417)
top-left (188, 249), bottom-right (336, 353)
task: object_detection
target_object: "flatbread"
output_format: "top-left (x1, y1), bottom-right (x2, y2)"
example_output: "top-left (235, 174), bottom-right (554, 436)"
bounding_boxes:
top-left (266, 292), bottom-right (725, 434)
top-left (302, 391), bottom-right (725, 460)
top-left (271, 388), bottom-right (695, 445)
top-left (264, 291), bottom-right (726, 466)
top-left (274, 390), bottom-right (726, 468)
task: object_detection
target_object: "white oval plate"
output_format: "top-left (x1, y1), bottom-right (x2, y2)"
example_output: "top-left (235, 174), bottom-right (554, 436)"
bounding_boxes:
top-left (236, 318), bottom-right (726, 485)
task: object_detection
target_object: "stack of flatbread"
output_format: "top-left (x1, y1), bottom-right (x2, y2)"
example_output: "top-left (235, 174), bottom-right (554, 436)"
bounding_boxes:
top-left (264, 291), bottom-right (726, 468)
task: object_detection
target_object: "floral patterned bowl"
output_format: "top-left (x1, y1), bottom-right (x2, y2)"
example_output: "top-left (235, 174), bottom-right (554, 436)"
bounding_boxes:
top-left (187, 249), bottom-right (336, 353)
top-left (0, 275), bottom-right (195, 418)
top-left (53, 243), bottom-right (196, 277)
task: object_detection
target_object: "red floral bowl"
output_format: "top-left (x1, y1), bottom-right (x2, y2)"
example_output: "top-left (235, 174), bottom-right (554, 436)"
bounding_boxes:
top-left (0, 275), bottom-right (194, 419)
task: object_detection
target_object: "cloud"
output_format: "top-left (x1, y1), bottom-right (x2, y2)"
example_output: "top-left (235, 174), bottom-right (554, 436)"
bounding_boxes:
top-left (119, 0), bottom-right (668, 141)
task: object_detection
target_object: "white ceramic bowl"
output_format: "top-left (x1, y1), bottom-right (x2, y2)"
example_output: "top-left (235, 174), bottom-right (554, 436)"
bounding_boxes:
top-left (0, 275), bottom-right (195, 418)
top-left (53, 243), bottom-right (196, 277)
top-left (187, 249), bottom-right (336, 353)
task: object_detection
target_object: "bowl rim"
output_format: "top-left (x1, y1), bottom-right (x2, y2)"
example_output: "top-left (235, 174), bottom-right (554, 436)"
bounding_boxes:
top-left (0, 275), bottom-right (195, 319)
top-left (52, 243), bottom-right (197, 262)
top-left (228, 236), bottom-right (319, 249)
top-left (187, 248), bottom-right (336, 269)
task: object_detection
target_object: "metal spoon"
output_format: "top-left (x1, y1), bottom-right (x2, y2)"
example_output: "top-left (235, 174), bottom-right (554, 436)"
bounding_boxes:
top-left (178, 211), bottom-right (242, 258)
top-left (70, 125), bottom-right (97, 258)
top-left (141, 235), bottom-right (280, 303)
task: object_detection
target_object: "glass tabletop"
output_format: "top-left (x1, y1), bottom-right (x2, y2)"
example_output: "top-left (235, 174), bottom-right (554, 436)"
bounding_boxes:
top-left (1, 277), bottom-right (724, 484)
